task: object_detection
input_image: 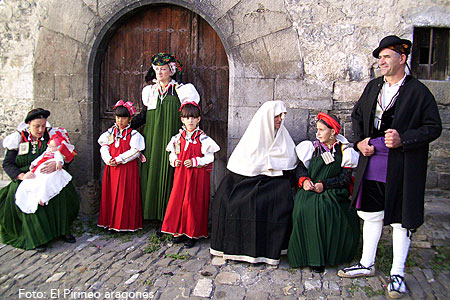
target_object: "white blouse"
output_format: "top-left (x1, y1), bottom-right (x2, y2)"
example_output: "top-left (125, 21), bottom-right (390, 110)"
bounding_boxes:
top-left (166, 129), bottom-right (220, 167)
top-left (296, 134), bottom-right (359, 169)
top-left (98, 126), bottom-right (145, 165)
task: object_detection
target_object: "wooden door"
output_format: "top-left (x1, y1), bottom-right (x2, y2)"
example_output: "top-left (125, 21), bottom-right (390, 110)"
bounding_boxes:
top-left (99, 4), bottom-right (229, 191)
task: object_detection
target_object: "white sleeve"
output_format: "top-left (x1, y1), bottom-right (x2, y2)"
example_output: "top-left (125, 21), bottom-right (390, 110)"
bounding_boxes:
top-left (176, 83), bottom-right (200, 104)
top-left (98, 131), bottom-right (112, 164)
top-left (2, 132), bottom-right (21, 150)
top-left (54, 151), bottom-right (65, 164)
top-left (192, 135), bottom-right (220, 167)
top-left (115, 131), bottom-right (145, 164)
top-left (142, 85), bottom-right (158, 110)
top-left (295, 141), bottom-right (315, 169)
top-left (166, 134), bottom-right (180, 167)
top-left (341, 146), bottom-right (359, 168)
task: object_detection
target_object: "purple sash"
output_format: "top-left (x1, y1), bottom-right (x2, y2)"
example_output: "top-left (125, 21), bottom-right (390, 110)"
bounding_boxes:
top-left (356, 137), bottom-right (388, 209)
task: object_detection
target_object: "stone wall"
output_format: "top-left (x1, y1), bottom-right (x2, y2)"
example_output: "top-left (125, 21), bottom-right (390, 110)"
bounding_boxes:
top-left (0, 0), bottom-right (449, 218)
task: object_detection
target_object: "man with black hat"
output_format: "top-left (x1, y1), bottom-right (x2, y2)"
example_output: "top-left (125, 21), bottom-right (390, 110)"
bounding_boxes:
top-left (337, 35), bottom-right (442, 298)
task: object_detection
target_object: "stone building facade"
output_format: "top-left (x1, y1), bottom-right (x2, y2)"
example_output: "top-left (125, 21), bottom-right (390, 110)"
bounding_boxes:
top-left (0, 0), bottom-right (449, 217)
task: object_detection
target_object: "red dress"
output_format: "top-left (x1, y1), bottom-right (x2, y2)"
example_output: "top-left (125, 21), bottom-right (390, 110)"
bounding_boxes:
top-left (162, 130), bottom-right (212, 238)
top-left (98, 127), bottom-right (143, 231)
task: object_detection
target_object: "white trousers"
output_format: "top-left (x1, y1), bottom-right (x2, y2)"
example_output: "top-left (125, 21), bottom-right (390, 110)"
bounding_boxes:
top-left (357, 211), bottom-right (411, 277)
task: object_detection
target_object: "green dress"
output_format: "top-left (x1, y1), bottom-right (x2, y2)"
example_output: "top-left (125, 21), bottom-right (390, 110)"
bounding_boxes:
top-left (0, 133), bottom-right (79, 250)
top-left (141, 92), bottom-right (181, 220)
top-left (288, 144), bottom-right (360, 267)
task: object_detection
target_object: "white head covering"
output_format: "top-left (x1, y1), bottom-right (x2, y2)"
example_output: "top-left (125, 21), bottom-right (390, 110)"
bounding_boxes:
top-left (227, 101), bottom-right (298, 177)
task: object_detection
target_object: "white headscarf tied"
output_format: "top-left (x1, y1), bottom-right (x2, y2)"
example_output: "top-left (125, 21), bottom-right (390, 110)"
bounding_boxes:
top-left (227, 101), bottom-right (298, 177)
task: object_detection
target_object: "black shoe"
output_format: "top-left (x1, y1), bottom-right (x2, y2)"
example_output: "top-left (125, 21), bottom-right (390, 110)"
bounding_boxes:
top-left (155, 225), bottom-right (163, 238)
top-left (184, 238), bottom-right (197, 248)
top-left (62, 234), bottom-right (76, 243)
top-left (173, 236), bottom-right (186, 244)
top-left (35, 245), bottom-right (47, 252)
top-left (311, 266), bottom-right (325, 273)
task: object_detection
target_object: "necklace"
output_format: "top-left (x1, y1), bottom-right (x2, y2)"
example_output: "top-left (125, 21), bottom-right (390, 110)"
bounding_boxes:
top-left (31, 141), bottom-right (38, 154)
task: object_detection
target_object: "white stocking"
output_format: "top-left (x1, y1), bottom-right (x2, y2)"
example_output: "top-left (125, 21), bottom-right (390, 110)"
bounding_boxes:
top-left (358, 211), bottom-right (384, 267)
top-left (390, 223), bottom-right (411, 277)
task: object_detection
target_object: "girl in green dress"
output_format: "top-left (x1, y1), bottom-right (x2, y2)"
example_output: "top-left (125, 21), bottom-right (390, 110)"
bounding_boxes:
top-left (0, 108), bottom-right (79, 250)
top-left (131, 53), bottom-right (200, 224)
top-left (288, 113), bottom-right (360, 273)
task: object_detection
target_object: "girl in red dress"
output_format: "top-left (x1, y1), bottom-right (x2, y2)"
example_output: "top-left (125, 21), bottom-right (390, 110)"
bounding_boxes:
top-left (162, 102), bottom-right (220, 248)
top-left (97, 101), bottom-right (145, 231)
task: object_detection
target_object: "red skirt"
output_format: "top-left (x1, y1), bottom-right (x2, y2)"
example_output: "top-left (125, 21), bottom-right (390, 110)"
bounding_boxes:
top-left (162, 132), bottom-right (210, 238)
top-left (98, 133), bottom-right (142, 231)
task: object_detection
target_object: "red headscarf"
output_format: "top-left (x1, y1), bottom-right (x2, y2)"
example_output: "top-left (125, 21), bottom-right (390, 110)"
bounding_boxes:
top-left (317, 112), bottom-right (341, 134)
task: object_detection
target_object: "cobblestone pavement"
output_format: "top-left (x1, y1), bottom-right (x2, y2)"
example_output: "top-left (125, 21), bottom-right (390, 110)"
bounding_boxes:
top-left (0, 218), bottom-right (448, 300)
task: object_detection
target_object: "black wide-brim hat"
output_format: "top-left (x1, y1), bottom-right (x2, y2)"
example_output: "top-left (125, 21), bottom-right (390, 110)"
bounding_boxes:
top-left (24, 108), bottom-right (50, 123)
top-left (372, 35), bottom-right (412, 58)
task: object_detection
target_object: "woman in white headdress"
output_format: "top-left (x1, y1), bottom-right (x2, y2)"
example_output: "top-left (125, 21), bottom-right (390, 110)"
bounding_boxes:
top-left (210, 101), bottom-right (298, 265)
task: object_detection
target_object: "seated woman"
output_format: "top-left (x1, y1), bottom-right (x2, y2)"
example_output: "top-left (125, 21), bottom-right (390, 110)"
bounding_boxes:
top-left (0, 108), bottom-right (79, 250)
top-left (210, 101), bottom-right (298, 265)
top-left (288, 113), bottom-right (360, 273)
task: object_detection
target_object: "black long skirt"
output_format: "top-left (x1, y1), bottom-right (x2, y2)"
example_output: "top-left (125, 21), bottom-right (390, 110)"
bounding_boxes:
top-left (210, 171), bottom-right (293, 265)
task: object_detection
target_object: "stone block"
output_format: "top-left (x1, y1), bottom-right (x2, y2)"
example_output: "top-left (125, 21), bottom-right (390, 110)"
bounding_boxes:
top-left (231, 78), bottom-right (274, 107)
top-left (283, 108), bottom-right (309, 144)
top-left (244, 290), bottom-right (269, 300)
top-left (34, 27), bottom-right (89, 75)
top-left (264, 28), bottom-right (301, 63)
top-left (215, 271), bottom-right (241, 285)
top-left (9, 72), bottom-right (33, 100)
top-left (228, 0), bottom-right (291, 46)
top-left (213, 6), bottom-right (239, 48)
top-left (33, 99), bottom-right (84, 133)
top-left (228, 105), bottom-right (260, 139)
top-left (410, 6), bottom-right (450, 28)
top-left (55, 74), bottom-right (71, 100)
top-left (42, 0), bottom-right (97, 44)
top-left (190, 0), bottom-right (235, 25)
top-left (227, 138), bottom-right (240, 156)
top-left (97, 0), bottom-right (141, 21)
top-left (238, 41), bottom-right (265, 78)
top-left (192, 278), bottom-right (213, 298)
top-left (69, 74), bottom-right (89, 101)
top-left (34, 72), bottom-right (55, 99)
top-left (422, 80), bottom-right (450, 106)
top-left (425, 171), bottom-right (438, 189)
top-left (438, 173), bottom-right (450, 190)
top-left (275, 79), bottom-right (333, 104)
top-left (213, 284), bottom-right (245, 300)
top-left (333, 81), bottom-right (368, 103)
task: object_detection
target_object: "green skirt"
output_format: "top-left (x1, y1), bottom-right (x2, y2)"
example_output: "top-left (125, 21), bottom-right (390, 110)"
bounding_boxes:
top-left (288, 188), bottom-right (360, 267)
top-left (0, 180), bottom-right (79, 250)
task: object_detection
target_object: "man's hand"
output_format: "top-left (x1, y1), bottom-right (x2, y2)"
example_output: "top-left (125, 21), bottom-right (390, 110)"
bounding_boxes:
top-left (40, 161), bottom-right (57, 174)
top-left (357, 137), bottom-right (375, 157)
top-left (385, 129), bottom-right (402, 148)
